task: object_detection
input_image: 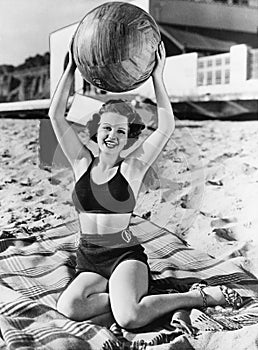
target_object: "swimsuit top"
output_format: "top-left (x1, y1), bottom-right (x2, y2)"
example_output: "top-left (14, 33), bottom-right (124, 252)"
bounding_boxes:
top-left (72, 156), bottom-right (136, 214)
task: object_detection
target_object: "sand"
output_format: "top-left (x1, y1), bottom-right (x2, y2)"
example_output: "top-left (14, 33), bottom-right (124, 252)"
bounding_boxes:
top-left (1, 117), bottom-right (258, 277)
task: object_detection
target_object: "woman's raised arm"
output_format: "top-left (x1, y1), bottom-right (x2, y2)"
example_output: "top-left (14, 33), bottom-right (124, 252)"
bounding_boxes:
top-left (128, 42), bottom-right (175, 172)
top-left (48, 39), bottom-right (92, 167)
top-left (152, 41), bottom-right (175, 136)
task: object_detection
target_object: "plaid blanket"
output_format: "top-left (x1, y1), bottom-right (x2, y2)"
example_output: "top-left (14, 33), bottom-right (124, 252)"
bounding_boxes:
top-left (0, 217), bottom-right (258, 350)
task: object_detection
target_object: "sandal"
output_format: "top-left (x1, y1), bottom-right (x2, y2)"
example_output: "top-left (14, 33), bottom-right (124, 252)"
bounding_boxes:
top-left (190, 282), bottom-right (242, 309)
top-left (219, 285), bottom-right (242, 309)
top-left (190, 282), bottom-right (209, 308)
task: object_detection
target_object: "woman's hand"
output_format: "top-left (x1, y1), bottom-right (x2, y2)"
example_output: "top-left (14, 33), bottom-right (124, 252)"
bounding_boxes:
top-left (152, 41), bottom-right (166, 82)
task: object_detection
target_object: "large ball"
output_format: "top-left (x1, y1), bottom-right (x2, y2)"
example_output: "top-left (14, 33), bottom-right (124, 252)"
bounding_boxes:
top-left (73, 2), bottom-right (161, 92)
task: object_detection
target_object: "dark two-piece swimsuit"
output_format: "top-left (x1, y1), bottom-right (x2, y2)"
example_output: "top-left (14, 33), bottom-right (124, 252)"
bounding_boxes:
top-left (71, 155), bottom-right (149, 280)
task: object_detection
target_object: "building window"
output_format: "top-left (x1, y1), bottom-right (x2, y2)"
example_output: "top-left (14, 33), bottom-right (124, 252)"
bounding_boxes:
top-left (216, 58), bottom-right (222, 66)
top-left (207, 71), bottom-right (213, 85)
top-left (215, 70), bottom-right (222, 84)
top-left (225, 56), bottom-right (230, 65)
top-left (249, 49), bottom-right (258, 79)
top-left (225, 69), bottom-right (230, 84)
top-left (207, 60), bottom-right (213, 67)
top-left (197, 72), bottom-right (204, 86)
top-left (198, 60), bottom-right (204, 69)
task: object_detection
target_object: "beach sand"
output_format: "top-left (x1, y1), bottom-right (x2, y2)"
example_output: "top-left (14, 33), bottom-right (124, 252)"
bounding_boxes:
top-left (1, 117), bottom-right (258, 277)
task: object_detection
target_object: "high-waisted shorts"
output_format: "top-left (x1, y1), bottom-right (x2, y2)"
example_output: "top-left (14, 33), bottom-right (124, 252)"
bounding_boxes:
top-left (75, 229), bottom-right (150, 280)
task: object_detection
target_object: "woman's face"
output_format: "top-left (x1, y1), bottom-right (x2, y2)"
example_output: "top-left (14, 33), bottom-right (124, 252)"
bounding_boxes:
top-left (97, 112), bottom-right (129, 154)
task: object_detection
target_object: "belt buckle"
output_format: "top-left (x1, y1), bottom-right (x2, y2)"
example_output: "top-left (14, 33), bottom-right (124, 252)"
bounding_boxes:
top-left (121, 229), bottom-right (132, 244)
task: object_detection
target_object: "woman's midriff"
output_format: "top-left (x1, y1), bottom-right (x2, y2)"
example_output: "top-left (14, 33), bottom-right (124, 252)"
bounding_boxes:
top-left (78, 212), bottom-right (132, 235)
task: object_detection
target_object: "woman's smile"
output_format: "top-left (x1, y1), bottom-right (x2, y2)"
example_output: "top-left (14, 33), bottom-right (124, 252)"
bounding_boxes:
top-left (104, 138), bottom-right (118, 149)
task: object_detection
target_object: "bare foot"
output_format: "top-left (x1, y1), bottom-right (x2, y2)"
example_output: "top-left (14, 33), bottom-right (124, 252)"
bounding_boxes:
top-left (202, 286), bottom-right (229, 306)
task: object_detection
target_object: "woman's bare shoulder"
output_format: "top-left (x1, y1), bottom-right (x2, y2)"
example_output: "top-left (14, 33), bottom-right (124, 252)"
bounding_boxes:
top-left (121, 156), bottom-right (147, 178)
top-left (72, 151), bottom-right (93, 181)
top-left (120, 157), bottom-right (148, 197)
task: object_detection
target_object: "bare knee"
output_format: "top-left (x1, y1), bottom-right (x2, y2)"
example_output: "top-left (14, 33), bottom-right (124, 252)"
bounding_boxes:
top-left (56, 272), bottom-right (108, 321)
top-left (113, 303), bottom-right (143, 330)
top-left (56, 294), bottom-right (84, 321)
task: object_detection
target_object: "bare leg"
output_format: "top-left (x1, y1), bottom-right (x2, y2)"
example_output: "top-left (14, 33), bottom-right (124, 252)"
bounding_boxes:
top-left (56, 271), bottom-right (112, 323)
top-left (109, 260), bottom-right (233, 330)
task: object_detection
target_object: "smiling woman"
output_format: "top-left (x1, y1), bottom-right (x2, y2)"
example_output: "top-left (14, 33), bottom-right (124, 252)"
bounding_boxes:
top-left (48, 30), bottom-right (242, 333)
top-left (86, 99), bottom-right (144, 150)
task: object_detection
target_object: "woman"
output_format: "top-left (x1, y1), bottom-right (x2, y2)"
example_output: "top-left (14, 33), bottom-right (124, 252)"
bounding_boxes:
top-left (49, 40), bottom-right (242, 333)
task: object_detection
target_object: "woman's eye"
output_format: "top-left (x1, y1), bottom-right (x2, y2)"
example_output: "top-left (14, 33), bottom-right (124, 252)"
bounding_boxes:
top-left (118, 130), bottom-right (125, 134)
top-left (103, 126), bottom-right (111, 131)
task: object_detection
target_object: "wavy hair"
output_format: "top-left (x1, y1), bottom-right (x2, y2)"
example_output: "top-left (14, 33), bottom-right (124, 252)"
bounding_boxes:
top-left (86, 99), bottom-right (145, 149)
